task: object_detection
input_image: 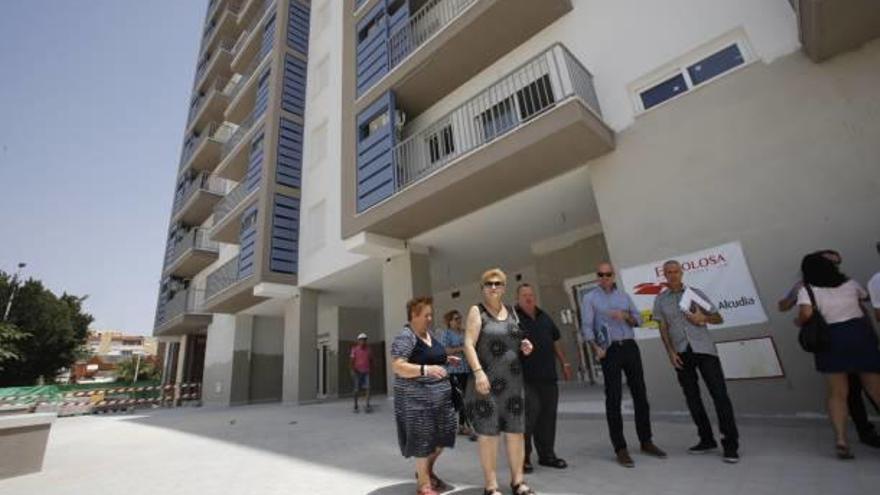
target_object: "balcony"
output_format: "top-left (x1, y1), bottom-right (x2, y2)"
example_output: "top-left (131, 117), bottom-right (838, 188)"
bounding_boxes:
top-left (210, 180), bottom-right (259, 244)
top-left (230, 0), bottom-right (277, 74)
top-left (356, 0), bottom-right (572, 116)
top-left (203, 257), bottom-right (264, 313)
top-left (201, 1), bottom-right (243, 58)
top-left (214, 110), bottom-right (265, 180)
top-left (194, 38), bottom-right (236, 92)
top-left (178, 122), bottom-right (236, 173)
top-left (346, 44), bottom-right (614, 239)
top-left (171, 173), bottom-right (228, 226)
top-left (186, 78), bottom-right (235, 135)
top-left (164, 228), bottom-right (220, 278)
top-left (225, 49), bottom-right (273, 124)
top-left (154, 289), bottom-right (212, 336)
top-left (794, 0), bottom-right (880, 62)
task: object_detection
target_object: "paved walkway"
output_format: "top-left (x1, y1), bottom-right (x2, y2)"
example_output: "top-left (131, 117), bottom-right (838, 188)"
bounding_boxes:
top-left (1, 387), bottom-right (877, 495)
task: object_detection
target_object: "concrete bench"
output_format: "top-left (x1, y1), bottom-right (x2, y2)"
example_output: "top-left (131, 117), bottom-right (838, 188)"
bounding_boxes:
top-left (0, 413), bottom-right (56, 479)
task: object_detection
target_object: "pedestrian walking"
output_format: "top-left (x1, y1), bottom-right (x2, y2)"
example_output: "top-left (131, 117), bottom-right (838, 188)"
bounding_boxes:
top-left (350, 332), bottom-right (373, 413)
top-left (440, 309), bottom-right (478, 441)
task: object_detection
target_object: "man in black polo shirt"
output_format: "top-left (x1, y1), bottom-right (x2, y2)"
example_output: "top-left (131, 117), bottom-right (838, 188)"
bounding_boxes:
top-left (516, 283), bottom-right (572, 472)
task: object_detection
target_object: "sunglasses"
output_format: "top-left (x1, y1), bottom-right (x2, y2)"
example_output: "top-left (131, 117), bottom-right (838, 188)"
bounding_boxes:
top-left (483, 281), bottom-right (505, 288)
top-left (597, 272), bottom-right (614, 278)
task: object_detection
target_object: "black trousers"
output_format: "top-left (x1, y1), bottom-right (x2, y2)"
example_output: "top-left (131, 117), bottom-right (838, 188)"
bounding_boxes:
top-left (600, 340), bottom-right (653, 451)
top-left (676, 349), bottom-right (739, 451)
top-left (450, 373), bottom-right (472, 427)
top-left (849, 373), bottom-right (878, 438)
top-left (525, 381), bottom-right (559, 461)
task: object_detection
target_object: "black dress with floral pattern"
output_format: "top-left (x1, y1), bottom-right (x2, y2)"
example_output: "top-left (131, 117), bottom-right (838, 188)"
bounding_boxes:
top-left (465, 304), bottom-right (526, 435)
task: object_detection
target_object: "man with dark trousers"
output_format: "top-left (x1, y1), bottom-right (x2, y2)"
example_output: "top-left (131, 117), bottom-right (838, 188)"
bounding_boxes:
top-left (516, 283), bottom-right (570, 473)
top-left (580, 262), bottom-right (667, 468)
top-left (654, 260), bottom-right (740, 463)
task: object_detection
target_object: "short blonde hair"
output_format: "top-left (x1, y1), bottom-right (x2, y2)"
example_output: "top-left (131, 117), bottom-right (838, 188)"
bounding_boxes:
top-left (480, 268), bottom-right (507, 285)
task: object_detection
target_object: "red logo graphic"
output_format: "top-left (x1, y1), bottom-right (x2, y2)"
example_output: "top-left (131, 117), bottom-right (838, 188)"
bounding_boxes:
top-left (633, 282), bottom-right (668, 295)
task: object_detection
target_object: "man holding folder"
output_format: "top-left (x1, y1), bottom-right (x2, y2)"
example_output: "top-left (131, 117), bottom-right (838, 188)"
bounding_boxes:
top-left (580, 262), bottom-right (667, 468)
top-left (653, 260), bottom-right (741, 463)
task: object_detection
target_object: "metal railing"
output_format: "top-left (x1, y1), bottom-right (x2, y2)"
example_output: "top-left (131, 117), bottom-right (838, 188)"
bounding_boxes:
top-left (205, 257), bottom-right (244, 301)
top-left (155, 288), bottom-right (207, 329)
top-left (164, 229), bottom-right (219, 270)
top-left (232, 0), bottom-right (276, 56)
top-left (226, 44), bottom-right (272, 105)
top-left (388, 0), bottom-right (477, 68)
top-left (213, 179), bottom-right (257, 227)
top-left (195, 38), bottom-right (236, 85)
top-left (187, 78), bottom-right (232, 124)
top-left (221, 109), bottom-right (264, 162)
top-left (393, 44), bottom-right (601, 191)
top-left (172, 172), bottom-right (227, 217)
top-left (202, 0), bottom-right (243, 45)
top-left (178, 122), bottom-right (222, 169)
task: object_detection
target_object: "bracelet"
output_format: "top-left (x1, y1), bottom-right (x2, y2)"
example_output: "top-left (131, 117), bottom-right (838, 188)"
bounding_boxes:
top-left (472, 368), bottom-right (483, 374)
top-left (420, 364), bottom-right (425, 377)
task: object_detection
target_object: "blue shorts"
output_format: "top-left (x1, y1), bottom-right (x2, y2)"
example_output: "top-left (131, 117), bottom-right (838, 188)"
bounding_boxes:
top-left (353, 372), bottom-right (370, 391)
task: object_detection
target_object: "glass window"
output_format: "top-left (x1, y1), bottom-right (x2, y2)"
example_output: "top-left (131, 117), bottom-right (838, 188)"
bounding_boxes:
top-left (639, 73), bottom-right (688, 110)
top-left (687, 44), bottom-right (744, 86)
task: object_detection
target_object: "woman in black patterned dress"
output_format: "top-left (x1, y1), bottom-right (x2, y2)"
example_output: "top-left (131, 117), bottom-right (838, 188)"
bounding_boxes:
top-left (464, 269), bottom-right (536, 495)
top-left (391, 296), bottom-right (461, 495)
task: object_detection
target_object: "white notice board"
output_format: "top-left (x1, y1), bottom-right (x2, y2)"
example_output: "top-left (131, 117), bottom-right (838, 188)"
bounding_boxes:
top-left (717, 336), bottom-right (784, 380)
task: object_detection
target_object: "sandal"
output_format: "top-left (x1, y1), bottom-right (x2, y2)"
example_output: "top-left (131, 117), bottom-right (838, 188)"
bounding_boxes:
top-left (414, 473), bottom-right (452, 492)
top-left (430, 473), bottom-right (451, 492)
top-left (510, 482), bottom-right (536, 495)
top-left (483, 489), bottom-right (503, 495)
top-left (836, 444), bottom-right (855, 460)
top-left (416, 487), bottom-right (439, 495)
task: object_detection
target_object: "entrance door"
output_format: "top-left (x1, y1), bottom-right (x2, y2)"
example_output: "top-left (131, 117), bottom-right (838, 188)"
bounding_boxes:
top-left (564, 275), bottom-right (602, 385)
top-left (316, 336), bottom-right (330, 399)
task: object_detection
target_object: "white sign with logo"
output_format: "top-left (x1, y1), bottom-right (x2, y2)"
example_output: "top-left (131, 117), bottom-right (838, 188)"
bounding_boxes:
top-left (619, 241), bottom-right (768, 340)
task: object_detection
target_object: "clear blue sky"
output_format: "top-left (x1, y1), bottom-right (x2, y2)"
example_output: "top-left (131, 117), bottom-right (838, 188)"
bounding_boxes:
top-left (0, 1), bottom-right (207, 335)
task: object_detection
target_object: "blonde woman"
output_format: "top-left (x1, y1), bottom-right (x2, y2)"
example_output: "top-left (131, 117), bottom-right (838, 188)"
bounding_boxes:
top-left (464, 269), bottom-right (536, 495)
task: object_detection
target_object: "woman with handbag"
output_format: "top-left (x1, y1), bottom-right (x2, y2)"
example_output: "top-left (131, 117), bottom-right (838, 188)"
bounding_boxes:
top-left (796, 253), bottom-right (880, 459)
top-left (463, 268), bottom-right (536, 495)
top-left (391, 296), bottom-right (461, 495)
top-left (440, 310), bottom-right (478, 441)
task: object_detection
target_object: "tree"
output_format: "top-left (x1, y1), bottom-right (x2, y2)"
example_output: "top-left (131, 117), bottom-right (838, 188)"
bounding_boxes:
top-left (0, 322), bottom-right (28, 372)
top-left (116, 356), bottom-right (161, 383)
top-left (0, 271), bottom-right (93, 387)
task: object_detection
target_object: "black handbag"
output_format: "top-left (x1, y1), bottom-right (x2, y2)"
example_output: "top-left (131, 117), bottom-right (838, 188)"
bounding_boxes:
top-left (449, 375), bottom-right (464, 411)
top-left (798, 284), bottom-right (831, 353)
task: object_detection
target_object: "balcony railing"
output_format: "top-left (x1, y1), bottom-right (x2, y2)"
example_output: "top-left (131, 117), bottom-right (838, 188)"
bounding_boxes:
top-left (222, 108), bottom-right (263, 160)
top-left (164, 228), bottom-right (220, 270)
top-left (394, 44), bottom-right (600, 191)
top-left (227, 46), bottom-right (271, 105)
top-left (388, 0), bottom-right (477, 69)
top-left (155, 288), bottom-right (207, 329)
top-left (202, 1), bottom-right (243, 47)
top-left (233, 0), bottom-right (276, 56)
top-left (195, 38), bottom-right (235, 86)
top-left (172, 173), bottom-right (228, 217)
top-left (213, 179), bottom-right (257, 227)
top-left (187, 78), bottom-right (232, 124)
top-left (205, 257), bottom-right (247, 301)
top-left (179, 122), bottom-right (221, 168)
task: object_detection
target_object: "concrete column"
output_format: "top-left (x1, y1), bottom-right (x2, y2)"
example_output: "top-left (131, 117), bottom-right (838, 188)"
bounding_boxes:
top-left (173, 335), bottom-right (188, 404)
top-left (381, 249), bottom-right (432, 394)
top-left (282, 288), bottom-right (318, 405)
top-left (201, 314), bottom-right (254, 407)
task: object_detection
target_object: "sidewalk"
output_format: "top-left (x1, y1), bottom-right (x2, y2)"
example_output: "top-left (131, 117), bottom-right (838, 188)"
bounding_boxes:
top-left (0, 386), bottom-right (877, 495)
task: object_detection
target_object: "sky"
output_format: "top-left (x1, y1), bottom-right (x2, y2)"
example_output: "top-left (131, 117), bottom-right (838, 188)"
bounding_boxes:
top-left (0, 1), bottom-right (207, 335)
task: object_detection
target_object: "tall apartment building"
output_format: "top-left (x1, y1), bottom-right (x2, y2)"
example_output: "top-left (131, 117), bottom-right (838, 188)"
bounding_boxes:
top-left (156, 0), bottom-right (880, 414)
